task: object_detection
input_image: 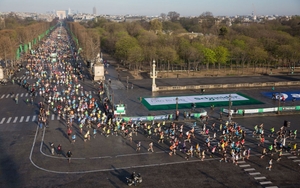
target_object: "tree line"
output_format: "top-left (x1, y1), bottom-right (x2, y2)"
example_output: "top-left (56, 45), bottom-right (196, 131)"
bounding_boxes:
top-left (71, 13), bottom-right (300, 75)
top-left (0, 15), bottom-right (57, 67)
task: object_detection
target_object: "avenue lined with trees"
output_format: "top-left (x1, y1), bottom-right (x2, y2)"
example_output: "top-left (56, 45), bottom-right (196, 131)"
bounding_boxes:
top-left (1, 12), bottom-right (300, 76)
top-left (0, 15), bottom-right (57, 70)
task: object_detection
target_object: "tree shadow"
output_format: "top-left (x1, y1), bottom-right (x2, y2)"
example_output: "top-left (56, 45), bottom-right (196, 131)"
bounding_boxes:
top-left (197, 169), bottom-right (230, 188)
top-left (0, 135), bottom-right (23, 187)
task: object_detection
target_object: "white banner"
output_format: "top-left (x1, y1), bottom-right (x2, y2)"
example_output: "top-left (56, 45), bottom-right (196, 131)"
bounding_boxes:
top-left (144, 93), bottom-right (248, 106)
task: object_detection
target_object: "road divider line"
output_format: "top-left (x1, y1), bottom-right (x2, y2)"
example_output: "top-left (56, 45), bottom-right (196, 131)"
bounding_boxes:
top-left (26, 116), bottom-right (30, 122)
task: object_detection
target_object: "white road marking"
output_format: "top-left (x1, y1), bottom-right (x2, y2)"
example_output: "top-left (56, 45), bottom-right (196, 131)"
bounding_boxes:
top-left (254, 177), bottom-right (266, 180)
top-left (26, 116), bottom-right (30, 122)
top-left (51, 114), bottom-right (55, 120)
top-left (0, 118), bottom-right (5, 124)
top-left (249, 172), bottom-right (260, 175)
top-left (239, 164), bottom-right (250, 167)
top-left (25, 93), bottom-right (29, 97)
top-left (16, 93), bottom-right (19, 97)
top-left (293, 159), bottom-right (300, 162)
top-left (13, 117), bottom-right (18, 123)
top-left (244, 168), bottom-right (255, 171)
top-left (237, 161), bottom-right (246, 164)
top-left (6, 117), bottom-right (12, 123)
top-left (282, 152), bottom-right (291, 156)
top-left (20, 93), bottom-right (24, 97)
top-left (6, 94), bottom-right (10, 98)
top-left (32, 115), bottom-right (36, 121)
top-left (260, 181), bottom-right (272, 185)
top-left (288, 156), bottom-right (297, 159)
top-left (57, 116), bottom-right (60, 120)
top-left (1, 94), bottom-right (5, 99)
top-left (19, 116), bottom-right (24, 122)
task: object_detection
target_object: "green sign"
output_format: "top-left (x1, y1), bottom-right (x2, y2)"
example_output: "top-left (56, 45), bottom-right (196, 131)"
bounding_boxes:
top-left (115, 104), bottom-right (126, 115)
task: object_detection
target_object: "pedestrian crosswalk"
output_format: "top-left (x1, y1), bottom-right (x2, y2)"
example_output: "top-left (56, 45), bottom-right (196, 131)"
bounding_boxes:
top-left (238, 160), bottom-right (278, 187)
top-left (0, 92), bottom-right (35, 99)
top-left (19, 76), bottom-right (36, 80)
top-left (0, 115), bottom-right (62, 125)
top-left (0, 90), bottom-right (94, 99)
top-left (285, 152), bottom-right (300, 166)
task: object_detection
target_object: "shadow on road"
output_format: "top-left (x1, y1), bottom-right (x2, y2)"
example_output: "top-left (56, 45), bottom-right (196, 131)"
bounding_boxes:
top-left (0, 135), bottom-right (23, 187)
top-left (110, 165), bottom-right (130, 188)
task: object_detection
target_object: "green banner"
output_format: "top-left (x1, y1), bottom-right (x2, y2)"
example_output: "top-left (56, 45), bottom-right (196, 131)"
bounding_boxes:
top-left (19, 44), bottom-right (23, 52)
top-left (24, 44), bottom-right (28, 53)
top-left (237, 109), bottom-right (243, 115)
top-left (16, 49), bottom-right (20, 60)
top-left (123, 117), bottom-right (130, 122)
top-left (147, 116), bottom-right (154, 121)
top-left (258, 109), bottom-right (263, 113)
top-left (193, 113), bottom-right (201, 118)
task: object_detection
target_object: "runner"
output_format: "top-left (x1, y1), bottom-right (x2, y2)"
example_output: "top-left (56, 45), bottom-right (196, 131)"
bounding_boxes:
top-left (66, 150), bottom-right (72, 163)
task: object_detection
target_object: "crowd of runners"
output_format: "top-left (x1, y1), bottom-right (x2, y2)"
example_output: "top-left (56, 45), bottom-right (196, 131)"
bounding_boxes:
top-left (13, 24), bottom-right (299, 167)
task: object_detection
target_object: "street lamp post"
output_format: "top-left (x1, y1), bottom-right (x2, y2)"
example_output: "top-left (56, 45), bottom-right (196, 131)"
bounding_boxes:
top-left (228, 94), bottom-right (232, 121)
top-left (175, 97), bottom-right (179, 121)
top-left (151, 60), bottom-right (157, 92)
top-left (176, 97), bottom-right (178, 112)
top-left (278, 92), bottom-right (281, 114)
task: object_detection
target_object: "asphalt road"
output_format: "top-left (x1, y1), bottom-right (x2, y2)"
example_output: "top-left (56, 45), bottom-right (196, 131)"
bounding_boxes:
top-left (1, 49), bottom-right (300, 187)
top-left (0, 68), bottom-right (300, 188)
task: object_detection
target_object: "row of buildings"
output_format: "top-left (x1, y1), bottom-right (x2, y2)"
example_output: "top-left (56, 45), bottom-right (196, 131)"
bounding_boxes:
top-left (0, 10), bottom-right (293, 25)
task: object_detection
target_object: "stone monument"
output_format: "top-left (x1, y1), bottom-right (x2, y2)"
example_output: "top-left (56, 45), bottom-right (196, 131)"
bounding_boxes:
top-left (93, 53), bottom-right (105, 81)
top-left (0, 66), bottom-right (4, 80)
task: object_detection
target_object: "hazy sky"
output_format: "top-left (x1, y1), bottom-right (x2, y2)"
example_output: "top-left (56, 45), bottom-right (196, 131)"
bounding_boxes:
top-left (0, 0), bottom-right (299, 16)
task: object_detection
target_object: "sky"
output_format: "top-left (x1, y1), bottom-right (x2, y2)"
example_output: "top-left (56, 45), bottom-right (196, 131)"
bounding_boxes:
top-left (0, 0), bottom-right (299, 17)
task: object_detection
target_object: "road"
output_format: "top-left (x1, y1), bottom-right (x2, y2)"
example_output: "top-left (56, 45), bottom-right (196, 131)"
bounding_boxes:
top-left (0, 30), bottom-right (300, 188)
